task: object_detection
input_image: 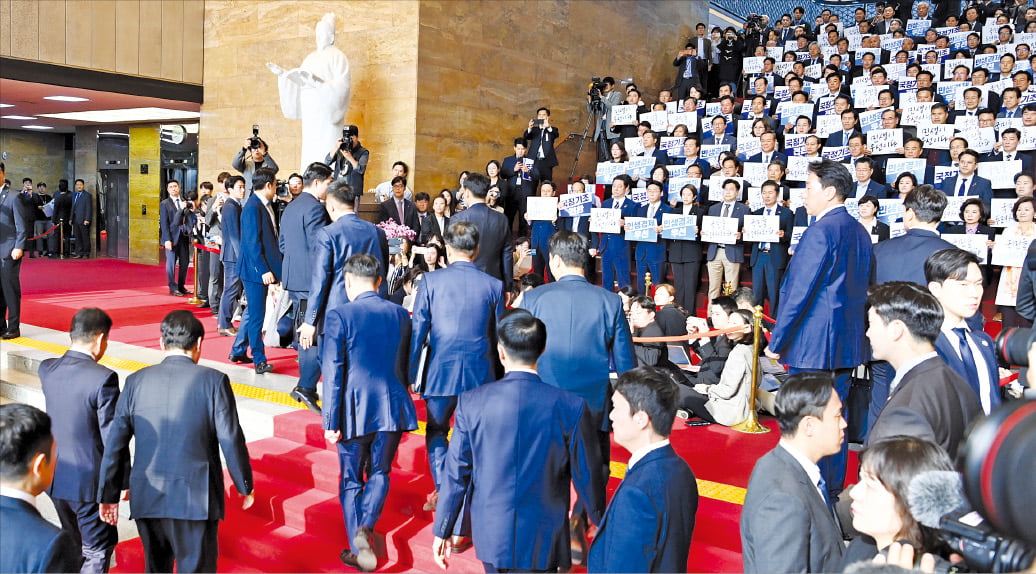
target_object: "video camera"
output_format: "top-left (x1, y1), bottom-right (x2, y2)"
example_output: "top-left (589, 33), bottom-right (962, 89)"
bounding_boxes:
top-left (275, 180), bottom-right (289, 197)
top-left (907, 400), bottom-right (1036, 572)
top-left (339, 125), bottom-right (359, 152)
top-left (249, 125), bottom-right (263, 150)
top-left (745, 13), bottom-right (764, 30)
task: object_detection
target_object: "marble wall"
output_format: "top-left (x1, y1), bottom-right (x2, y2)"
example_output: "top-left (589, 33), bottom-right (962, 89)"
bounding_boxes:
top-left (128, 124), bottom-right (161, 265)
top-left (0, 129), bottom-right (69, 194)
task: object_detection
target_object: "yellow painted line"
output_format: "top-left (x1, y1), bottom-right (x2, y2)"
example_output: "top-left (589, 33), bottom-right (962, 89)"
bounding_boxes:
top-left (4, 336), bottom-right (745, 505)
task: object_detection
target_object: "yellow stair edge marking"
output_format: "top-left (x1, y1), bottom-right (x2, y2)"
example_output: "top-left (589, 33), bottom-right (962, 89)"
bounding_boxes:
top-left (4, 336), bottom-right (746, 505)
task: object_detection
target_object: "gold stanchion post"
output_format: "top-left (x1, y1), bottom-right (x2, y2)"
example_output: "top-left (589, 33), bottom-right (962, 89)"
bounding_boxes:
top-left (59, 219), bottom-right (66, 259)
top-left (186, 245), bottom-right (202, 304)
top-left (644, 271), bottom-right (652, 295)
top-left (731, 305), bottom-right (771, 434)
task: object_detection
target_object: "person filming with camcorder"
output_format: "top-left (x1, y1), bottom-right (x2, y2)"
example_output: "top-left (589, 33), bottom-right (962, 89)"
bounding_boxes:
top-left (232, 124), bottom-right (280, 197)
top-left (325, 125), bottom-right (369, 195)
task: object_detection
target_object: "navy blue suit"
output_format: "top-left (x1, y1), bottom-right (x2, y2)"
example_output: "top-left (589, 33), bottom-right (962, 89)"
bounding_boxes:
top-left (529, 218), bottom-right (558, 281)
top-left (594, 196), bottom-right (640, 288)
top-left (982, 150), bottom-right (1034, 183)
top-left (824, 129), bottom-right (860, 149)
top-left (70, 190), bottom-right (92, 256)
top-left (934, 329), bottom-right (1001, 414)
top-left (0, 183), bottom-right (28, 334)
top-left (159, 196), bottom-right (192, 293)
top-left (449, 202), bottom-right (514, 283)
top-left (702, 134), bottom-right (737, 148)
top-left (40, 350), bottom-right (120, 571)
top-left (321, 291), bottom-right (418, 555)
top-left (304, 213), bottom-right (390, 331)
top-left (231, 194), bottom-right (282, 364)
top-left (639, 148), bottom-right (670, 166)
top-left (851, 179), bottom-right (890, 199)
top-left (217, 198), bottom-right (243, 330)
top-left (634, 202), bottom-right (670, 291)
top-left (770, 205), bottom-right (872, 495)
top-left (747, 151), bottom-right (788, 166)
top-left (278, 192), bottom-right (330, 391)
top-left (433, 371), bottom-right (606, 571)
top-left (939, 175), bottom-right (994, 206)
top-left (750, 204), bottom-right (794, 314)
top-left (0, 496), bottom-right (80, 573)
top-left (409, 261), bottom-right (504, 497)
top-left (587, 444), bottom-right (698, 573)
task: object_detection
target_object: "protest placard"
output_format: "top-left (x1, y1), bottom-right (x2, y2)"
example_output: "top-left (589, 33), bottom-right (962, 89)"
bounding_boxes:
top-left (742, 214), bottom-right (780, 243)
top-left (624, 217), bottom-right (657, 243)
top-left (852, 85), bottom-right (881, 109)
top-left (706, 177), bottom-right (744, 202)
top-left (978, 160), bottom-right (1023, 189)
top-left (787, 156), bottom-right (818, 182)
top-left (624, 136), bottom-right (646, 157)
top-left (589, 208), bottom-right (621, 233)
top-left (640, 111), bottom-right (668, 132)
top-left (667, 177), bottom-right (699, 202)
top-left (700, 215), bottom-right (739, 245)
top-left (918, 124), bottom-right (954, 150)
top-left (816, 115), bottom-right (842, 138)
top-left (627, 156), bottom-right (656, 180)
top-left (611, 104), bottom-right (638, 126)
top-left (859, 107), bottom-right (890, 133)
top-left (526, 197), bottom-right (558, 221)
top-left (974, 52), bottom-right (1001, 73)
top-left (822, 146), bottom-right (851, 161)
top-left (867, 128), bottom-right (903, 156)
top-left (667, 111), bottom-right (697, 132)
top-left (742, 162), bottom-right (769, 187)
top-left (933, 166), bottom-right (959, 187)
top-left (954, 126), bottom-right (995, 154)
top-left (884, 158), bottom-right (927, 185)
top-left (743, 56), bottom-right (765, 74)
top-left (991, 234), bottom-right (1032, 267)
top-left (1020, 126), bottom-right (1036, 151)
top-left (660, 137), bottom-right (685, 158)
top-left (785, 134), bottom-right (809, 156)
top-left (878, 198), bottom-right (904, 226)
top-left (991, 198), bottom-right (1016, 227)
top-left (661, 213), bottom-right (698, 240)
top-left (558, 193), bottom-right (593, 217)
top-left (941, 196), bottom-right (967, 222)
top-left (700, 144), bottom-right (730, 167)
top-left (941, 233), bottom-right (989, 264)
top-left (906, 19), bottom-right (931, 36)
top-left (738, 137), bottom-right (762, 161)
top-left (790, 225), bottom-right (808, 248)
top-left (629, 188), bottom-right (650, 205)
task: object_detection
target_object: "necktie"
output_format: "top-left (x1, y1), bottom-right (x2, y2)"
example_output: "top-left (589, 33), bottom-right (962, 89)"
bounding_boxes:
top-left (397, 199), bottom-right (404, 221)
top-left (817, 474), bottom-right (831, 507)
top-left (721, 203), bottom-right (730, 218)
top-left (958, 178), bottom-right (968, 197)
top-left (809, 215), bottom-right (817, 225)
top-left (265, 201), bottom-right (277, 233)
top-left (953, 328), bottom-right (981, 389)
top-left (1007, 153), bottom-right (1013, 162)
top-left (174, 198), bottom-right (180, 210)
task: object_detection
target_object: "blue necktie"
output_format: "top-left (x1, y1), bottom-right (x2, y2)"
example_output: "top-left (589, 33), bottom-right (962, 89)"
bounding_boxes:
top-left (817, 474), bottom-right (831, 507)
top-left (953, 327), bottom-right (981, 389)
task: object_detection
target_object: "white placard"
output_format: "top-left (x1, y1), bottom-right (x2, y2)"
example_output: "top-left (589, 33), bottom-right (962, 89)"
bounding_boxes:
top-left (816, 114), bottom-right (842, 138)
top-left (941, 233), bottom-right (989, 264)
top-left (624, 136), bottom-right (646, 157)
top-left (978, 161), bottom-right (1023, 189)
top-left (661, 213), bottom-right (698, 241)
top-left (941, 196), bottom-right (967, 222)
top-left (668, 111), bottom-right (697, 132)
top-left (526, 197), bottom-right (558, 221)
top-left (955, 126), bottom-right (996, 154)
top-left (743, 56), bottom-right (765, 74)
top-left (742, 162), bottom-right (769, 187)
top-left (742, 215), bottom-right (780, 243)
top-left (641, 111), bottom-right (668, 132)
top-left (1020, 126), bottom-right (1036, 151)
top-left (867, 128), bottom-right (903, 156)
top-left (991, 199), bottom-right (1016, 228)
top-left (589, 207), bottom-right (621, 234)
top-left (611, 104), bottom-right (638, 126)
top-left (790, 225), bottom-right (808, 247)
top-left (559, 193), bottom-right (593, 217)
top-left (918, 124), bottom-right (954, 150)
top-left (991, 234), bottom-right (1033, 267)
top-left (902, 102), bottom-right (936, 126)
top-left (787, 156), bottom-right (818, 182)
top-left (701, 215), bottom-right (739, 245)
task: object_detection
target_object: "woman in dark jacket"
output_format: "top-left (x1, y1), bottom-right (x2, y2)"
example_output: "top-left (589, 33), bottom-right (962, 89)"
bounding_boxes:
top-left (668, 184), bottom-right (705, 313)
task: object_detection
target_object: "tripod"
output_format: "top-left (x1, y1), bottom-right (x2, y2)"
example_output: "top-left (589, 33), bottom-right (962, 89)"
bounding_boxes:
top-left (569, 96), bottom-right (604, 181)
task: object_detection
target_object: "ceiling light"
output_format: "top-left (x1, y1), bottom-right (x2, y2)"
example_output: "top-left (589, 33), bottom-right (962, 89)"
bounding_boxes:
top-left (39, 107), bottom-right (200, 123)
top-left (43, 95), bottom-right (90, 102)
top-left (22, 125), bottom-right (54, 130)
top-left (0, 103), bottom-right (13, 108)
top-left (2, 115), bottom-right (36, 120)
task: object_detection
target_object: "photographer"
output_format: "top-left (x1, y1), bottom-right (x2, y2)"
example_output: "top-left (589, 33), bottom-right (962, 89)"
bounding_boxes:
top-left (716, 27), bottom-right (745, 95)
top-left (524, 107), bottom-right (560, 184)
top-left (231, 131), bottom-right (279, 197)
top-left (672, 42), bottom-right (705, 101)
top-left (587, 76), bottom-right (622, 162)
top-left (325, 125), bottom-right (369, 194)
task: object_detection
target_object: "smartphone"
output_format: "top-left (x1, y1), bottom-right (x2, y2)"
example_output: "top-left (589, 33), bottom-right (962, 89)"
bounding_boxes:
top-left (534, 119), bottom-right (544, 126)
top-left (529, 248), bottom-right (538, 256)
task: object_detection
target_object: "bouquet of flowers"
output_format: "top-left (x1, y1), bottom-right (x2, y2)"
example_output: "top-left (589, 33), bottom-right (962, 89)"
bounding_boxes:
top-left (376, 219), bottom-right (417, 242)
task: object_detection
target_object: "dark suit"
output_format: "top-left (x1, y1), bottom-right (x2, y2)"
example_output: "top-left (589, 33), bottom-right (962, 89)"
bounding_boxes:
top-left (639, 148), bottom-right (671, 167)
top-left (304, 213), bottom-right (390, 331)
top-left (741, 445), bottom-right (845, 573)
top-left (705, 201), bottom-right (748, 300)
top-left (419, 214), bottom-right (449, 245)
top-left (0, 496), bottom-right (80, 573)
top-left (231, 194), bottom-right (282, 365)
top-left (159, 196), bottom-right (192, 294)
top-left (939, 174), bottom-right (994, 207)
top-left (97, 356), bottom-right (252, 573)
top-left (70, 190), bottom-right (92, 256)
top-left (40, 350), bottom-right (120, 572)
top-left (217, 198), bottom-right (243, 330)
top-left (278, 192), bottom-right (330, 391)
top-left (449, 202), bottom-right (514, 283)
top-left (433, 371), bottom-right (605, 571)
top-left (667, 203), bottom-right (704, 312)
top-left (595, 196), bottom-right (640, 289)
top-left (376, 197), bottom-right (421, 235)
top-left (672, 54), bottom-right (707, 100)
top-left (873, 228), bottom-right (956, 286)
top-left (409, 261), bottom-right (504, 501)
top-left (321, 291), bottom-right (418, 555)
top-left (750, 204), bottom-right (794, 314)
top-left (633, 202), bottom-right (670, 291)
top-left (867, 356), bottom-right (983, 460)
top-left (588, 444), bottom-right (697, 573)
top-left (501, 156), bottom-right (541, 234)
top-left (524, 125), bottom-right (561, 182)
top-left (770, 205), bottom-right (872, 494)
top-left (0, 183), bottom-right (28, 333)
top-left (851, 179), bottom-right (889, 199)
top-left (824, 129), bottom-right (860, 149)
top-left (747, 151), bottom-right (789, 166)
top-left (934, 328), bottom-right (1001, 414)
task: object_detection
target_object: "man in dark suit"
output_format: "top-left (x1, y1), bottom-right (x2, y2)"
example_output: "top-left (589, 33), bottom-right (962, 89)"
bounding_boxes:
top-left (0, 404), bottom-right (81, 573)
top-left (159, 180), bottom-right (193, 296)
top-left (50, 179), bottom-right (73, 257)
top-left (97, 311), bottom-right (253, 574)
top-left (672, 42), bottom-right (706, 100)
top-left (375, 176), bottom-right (421, 235)
top-left (938, 150), bottom-right (994, 206)
top-left (633, 181), bottom-right (670, 290)
top-left (767, 159), bottom-right (873, 499)
top-left (927, 249), bottom-right (1002, 415)
top-left (217, 176), bottom-right (246, 336)
top-left (592, 175), bottom-right (639, 289)
top-left (747, 131), bottom-right (788, 166)
top-left (0, 162), bottom-right (28, 339)
top-left (519, 230), bottom-right (635, 555)
top-left (39, 308), bottom-right (120, 573)
top-left (278, 162), bottom-right (332, 413)
top-left (750, 180), bottom-right (795, 314)
top-left (322, 254), bottom-right (417, 572)
top-left (823, 109), bottom-right (860, 149)
top-left (702, 115), bottom-right (736, 148)
top-left (982, 127), bottom-right (1034, 176)
top-left (741, 372), bottom-right (846, 573)
top-left (588, 366), bottom-right (697, 573)
top-left (705, 178), bottom-right (749, 302)
top-left (229, 167), bottom-right (282, 375)
top-left (865, 283), bottom-right (983, 460)
top-left (638, 131), bottom-right (670, 167)
top-left (70, 179), bottom-right (92, 258)
top-left (432, 310), bottom-right (605, 572)
top-left (524, 107), bottom-right (561, 183)
top-left (410, 220), bottom-right (504, 522)
top-left (450, 173), bottom-right (514, 283)
top-left (500, 138), bottom-right (540, 235)
top-left (850, 157), bottom-right (889, 199)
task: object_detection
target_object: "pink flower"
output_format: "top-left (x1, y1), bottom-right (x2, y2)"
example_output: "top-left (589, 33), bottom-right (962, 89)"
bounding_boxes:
top-left (376, 219), bottom-right (417, 241)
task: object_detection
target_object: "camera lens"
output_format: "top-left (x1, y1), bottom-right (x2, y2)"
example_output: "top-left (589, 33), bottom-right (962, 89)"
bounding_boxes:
top-left (995, 327), bottom-right (1035, 366)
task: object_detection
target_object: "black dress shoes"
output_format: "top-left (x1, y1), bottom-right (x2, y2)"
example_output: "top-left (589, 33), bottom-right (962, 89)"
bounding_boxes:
top-left (353, 527), bottom-right (377, 571)
top-left (197, 300), bottom-right (210, 309)
top-left (228, 354), bottom-right (253, 364)
top-left (290, 386), bottom-right (321, 414)
top-left (254, 361), bottom-right (274, 375)
top-left (1, 330), bottom-right (21, 340)
top-left (170, 290), bottom-right (186, 297)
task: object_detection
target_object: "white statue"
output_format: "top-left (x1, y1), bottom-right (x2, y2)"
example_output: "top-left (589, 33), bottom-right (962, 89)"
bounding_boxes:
top-left (267, 13), bottom-right (351, 168)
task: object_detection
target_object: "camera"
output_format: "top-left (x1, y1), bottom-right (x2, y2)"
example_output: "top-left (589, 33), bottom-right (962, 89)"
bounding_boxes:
top-left (588, 76), bottom-right (607, 98)
top-left (275, 180), bottom-right (289, 197)
top-left (339, 125), bottom-right (359, 152)
top-left (388, 237), bottom-right (403, 255)
top-left (745, 13), bottom-right (763, 30)
top-left (249, 125), bottom-right (262, 150)
top-left (995, 327), bottom-right (1035, 366)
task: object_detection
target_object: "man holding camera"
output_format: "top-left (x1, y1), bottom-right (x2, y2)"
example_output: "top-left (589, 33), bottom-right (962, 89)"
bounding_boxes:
top-left (524, 108), bottom-right (560, 184)
top-left (672, 42), bottom-right (706, 101)
top-left (587, 77), bottom-right (622, 162)
top-left (232, 130), bottom-right (279, 197)
top-left (160, 180), bottom-right (194, 297)
top-left (326, 125), bottom-right (369, 195)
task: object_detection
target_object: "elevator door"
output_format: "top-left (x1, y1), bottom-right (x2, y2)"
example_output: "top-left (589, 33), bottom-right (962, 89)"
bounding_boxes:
top-left (100, 170), bottom-right (129, 259)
